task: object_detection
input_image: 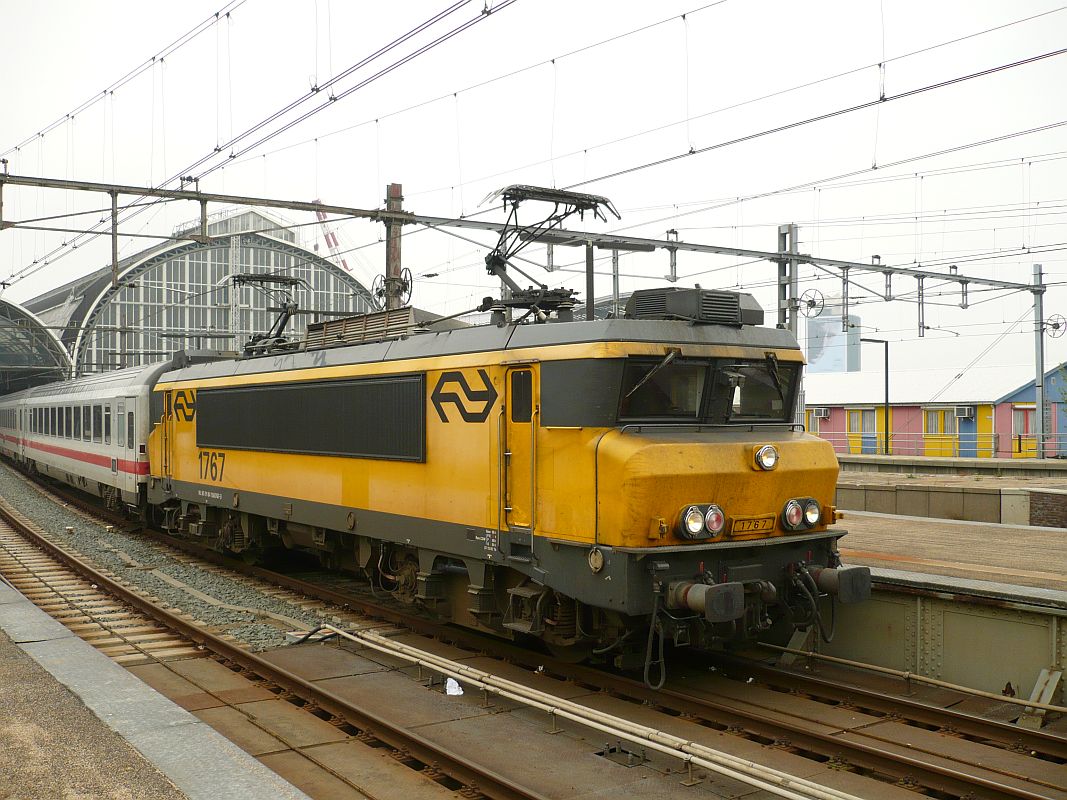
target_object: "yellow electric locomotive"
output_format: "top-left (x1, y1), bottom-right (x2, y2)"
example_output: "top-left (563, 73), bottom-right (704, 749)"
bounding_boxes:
top-left (146, 285), bottom-right (869, 677)
top-left (146, 187), bottom-right (869, 682)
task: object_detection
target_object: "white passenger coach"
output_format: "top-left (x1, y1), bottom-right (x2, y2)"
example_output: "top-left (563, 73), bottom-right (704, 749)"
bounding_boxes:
top-left (0, 362), bottom-right (172, 510)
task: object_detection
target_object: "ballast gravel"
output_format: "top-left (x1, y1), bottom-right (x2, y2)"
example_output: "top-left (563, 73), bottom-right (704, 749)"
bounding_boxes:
top-left (0, 463), bottom-right (324, 650)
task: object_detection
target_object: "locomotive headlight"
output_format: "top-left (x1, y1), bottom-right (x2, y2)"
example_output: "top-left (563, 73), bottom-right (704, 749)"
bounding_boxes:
top-left (704, 505), bottom-right (725, 535)
top-left (803, 499), bottom-right (821, 526)
top-left (682, 505), bottom-right (706, 537)
top-left (782, 500), bottom-right (804, 530)
top-left (754, 445), bottom-right (779, 470)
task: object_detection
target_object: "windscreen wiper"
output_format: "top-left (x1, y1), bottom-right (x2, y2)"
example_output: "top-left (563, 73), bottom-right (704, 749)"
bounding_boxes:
top-left (624, 348), bottom-right (679, 400)
top-left (764, 351), bottom-right (785, 405)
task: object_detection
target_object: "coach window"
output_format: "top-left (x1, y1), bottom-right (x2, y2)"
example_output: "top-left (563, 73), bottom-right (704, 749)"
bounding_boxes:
top-left (49, 407), bottom-right (55, 436)
top-left (83, 406), bottom-right (91, 442)
top-left (93, 405), bottom-right (103, 443)
top-left (57, 407), bottom-right (64, 438)
top-left (65, 407), bottom-right (73, 438)
top-left (104, 404), bottom-right (111, 445)
top-left (73, 407), bottom-right (80, 439)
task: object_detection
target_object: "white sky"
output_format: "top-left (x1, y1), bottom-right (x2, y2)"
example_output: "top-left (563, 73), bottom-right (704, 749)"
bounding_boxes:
top-left (1, 0), bottom-right (1065, 386)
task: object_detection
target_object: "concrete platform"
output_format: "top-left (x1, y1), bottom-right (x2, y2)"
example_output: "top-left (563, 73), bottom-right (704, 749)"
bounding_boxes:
top-left (838, 453), bottom-right (1067, 477)
top-left (0, 578), bottom-right (311, 800)
top-left (870, 566), bottom-right (1067, 611)
top-left (837, 510), bottom-right (1067, 592)
top-left (835, 470), bottom-right (1067, 526)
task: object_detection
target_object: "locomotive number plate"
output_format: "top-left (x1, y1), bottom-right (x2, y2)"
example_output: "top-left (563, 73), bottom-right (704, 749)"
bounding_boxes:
top-left (730, 515), bottom-right (775, 534)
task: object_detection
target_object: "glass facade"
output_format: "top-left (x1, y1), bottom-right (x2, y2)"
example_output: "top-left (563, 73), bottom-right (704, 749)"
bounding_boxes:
top-left (76, 213), bottom-right (372, 374)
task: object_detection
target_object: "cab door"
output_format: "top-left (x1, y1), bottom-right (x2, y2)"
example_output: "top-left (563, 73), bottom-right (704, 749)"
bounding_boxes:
top-left (504, 367), bottom-right (536, 530)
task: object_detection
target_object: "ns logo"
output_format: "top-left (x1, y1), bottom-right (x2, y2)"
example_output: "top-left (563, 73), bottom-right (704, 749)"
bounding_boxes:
top-left (173, 390), bottom-right (197, 422)
top-left (430, 370), bottom-right (498, 423)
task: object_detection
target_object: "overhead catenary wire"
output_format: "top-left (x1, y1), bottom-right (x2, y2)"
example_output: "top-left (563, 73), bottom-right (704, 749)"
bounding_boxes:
top-left (232, 4), bottom-right (1066, 199)
top-left (194, 0), bottom-right (520, 182)
top-left (565, 46), bottom-right (1067, 190)
top-left (0, 0), bottom-right (249, 160)
top-left (225, 0), bottom-right (734, 169)
top-left (3, 0), bottom-right (515, 286)
top-left (630, 151), bottom-right (1067, 235)
top-left (608, 119), bottom-right (1067, 237)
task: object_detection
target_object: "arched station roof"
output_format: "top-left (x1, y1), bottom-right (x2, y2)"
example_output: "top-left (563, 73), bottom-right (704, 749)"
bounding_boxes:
top-left (0, 298), bottom-right (71, 394)
top-left (23, 208), bottom-right (375, 375)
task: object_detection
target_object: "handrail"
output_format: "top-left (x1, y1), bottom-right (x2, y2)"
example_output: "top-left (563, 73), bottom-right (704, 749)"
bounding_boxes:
top-left (813, 429), bottom-right (1067, 457)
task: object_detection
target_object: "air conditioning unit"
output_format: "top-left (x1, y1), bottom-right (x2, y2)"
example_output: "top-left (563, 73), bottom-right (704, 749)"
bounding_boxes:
top-left (811, 407), bottom-right (830, 419)
top-left (954, 406), bottom-right (975, 419)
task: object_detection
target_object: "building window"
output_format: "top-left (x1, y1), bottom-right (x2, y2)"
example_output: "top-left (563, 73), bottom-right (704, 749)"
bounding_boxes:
top-left (924, 408), bottom-right (957, 435)
top-left (1013, 406), bottom-right (1034, 436)
top-left (847, 409), bottom-right (876, 433)
top-left (805, 409), bottom-right (820, 434)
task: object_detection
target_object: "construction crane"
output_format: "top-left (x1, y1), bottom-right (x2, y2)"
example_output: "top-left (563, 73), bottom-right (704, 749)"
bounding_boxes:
top-left (313, 200), bottom-right (382, 311)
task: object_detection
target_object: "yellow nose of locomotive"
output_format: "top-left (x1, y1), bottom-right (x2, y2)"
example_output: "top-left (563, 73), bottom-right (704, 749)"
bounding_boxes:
top-left (596, 429), bottom-right (839, 548)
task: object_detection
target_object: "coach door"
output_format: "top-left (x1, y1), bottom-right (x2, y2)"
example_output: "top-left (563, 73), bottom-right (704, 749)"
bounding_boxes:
top-left (504, 367), bottom-right (536, 530)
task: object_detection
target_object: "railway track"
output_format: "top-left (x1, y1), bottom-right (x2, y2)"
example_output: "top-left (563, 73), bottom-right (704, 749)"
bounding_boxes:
top-left (0, 499), bottom-right (545, 800)
top-left (3, 468), bottom-right (1066, 799)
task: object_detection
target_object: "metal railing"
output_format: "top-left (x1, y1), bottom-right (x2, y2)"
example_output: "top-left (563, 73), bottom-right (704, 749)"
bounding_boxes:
top-left (812, 430), bottom-right (1067, 458)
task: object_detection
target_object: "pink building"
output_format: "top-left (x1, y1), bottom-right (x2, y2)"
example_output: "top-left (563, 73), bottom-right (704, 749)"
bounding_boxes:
top-left (804, 364), bottom-right (1067, 459)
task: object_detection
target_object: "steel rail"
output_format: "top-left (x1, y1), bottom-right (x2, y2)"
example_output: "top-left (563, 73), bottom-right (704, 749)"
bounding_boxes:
top-left (710, 653), bottom-right (1067, 761)
top-left (320, 623), bottom-right (866, 800)
top-left (0, 499), bottom-right (547, 800)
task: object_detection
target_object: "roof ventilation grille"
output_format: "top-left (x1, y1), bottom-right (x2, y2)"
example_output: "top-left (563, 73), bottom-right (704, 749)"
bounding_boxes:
top-left (624, 288), bottom-right (763, 326)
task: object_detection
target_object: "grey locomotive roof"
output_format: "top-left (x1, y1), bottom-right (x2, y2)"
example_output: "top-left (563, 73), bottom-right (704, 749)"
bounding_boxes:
top-left (1, 360), bottom-right (175, 403)
top-left (159, 319), bottom-right (800, 384)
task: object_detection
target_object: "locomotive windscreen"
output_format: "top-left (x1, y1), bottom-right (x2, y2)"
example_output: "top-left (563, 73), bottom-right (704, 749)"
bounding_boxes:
top-left (618, 356), bottom-right (799, 423)
top-left (196, 374), bottom-right (425, 461)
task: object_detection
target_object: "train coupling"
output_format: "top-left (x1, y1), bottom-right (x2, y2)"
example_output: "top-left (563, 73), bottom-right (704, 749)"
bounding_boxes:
top-left (806, 565), bottom-right (872, 603)
top-left (667, 581), bottom-right (745, 622)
